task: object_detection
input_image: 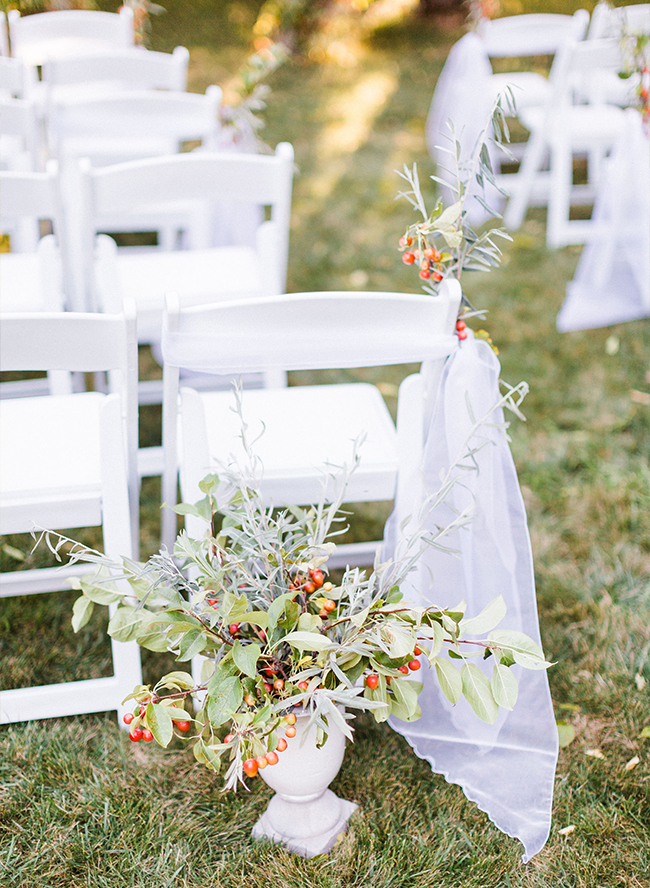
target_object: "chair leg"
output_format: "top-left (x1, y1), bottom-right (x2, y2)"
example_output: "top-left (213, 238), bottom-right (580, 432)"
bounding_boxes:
top-left (546, 137), bottom-right (572, 249)
top-left (504, 129), bottom-right (547, 231)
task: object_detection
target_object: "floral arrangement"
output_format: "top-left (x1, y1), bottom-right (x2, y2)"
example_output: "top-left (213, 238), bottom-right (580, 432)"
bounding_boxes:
top-left (397, 97), bottom-right (514, 347)
top-left (618, 27), bottom-right (650, 126)
top-left (38, 390), bottom-right (549, 792)
top-left (466, 0), bottom-right (500, 29)
top-left (120, 0), bottom-right (165, 48)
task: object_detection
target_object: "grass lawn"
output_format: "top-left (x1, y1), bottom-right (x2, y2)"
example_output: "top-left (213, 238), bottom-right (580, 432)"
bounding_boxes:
top-left (1, 4), bottom-right (649, 886)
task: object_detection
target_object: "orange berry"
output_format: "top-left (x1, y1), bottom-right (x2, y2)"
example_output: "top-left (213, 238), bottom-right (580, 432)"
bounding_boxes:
top-left (303, 582), bottom-right (315, 594)
top-left (413, 645), bottom-right (422, 656)
top-left (408, 659), bottom-right (421, 671)
top-left (323, 600), bottom-right (336, 613)
top-left (224, 734), bottom-right (234, 743)
top-left (285, 726), bottom-right (297, 738)
top-left (244, 693), bottom-right (256, 707)
top-left (243, 758), bottom-right (258, 777)
top-left (310, 569), bottom-right (324, 587)
top-left (285, 713), bottom-right (297, 725)
top-left (419, 268), bottom-right (431, 280)
top-left (265, 751), bottom-right (279, 765)
top-left (323, 582), bottom-right (333, 592)
top-left (402, 252), bottom-right (415, 265)
top-left (432, 271), bottom-right (443, 282)
top-left (256, 755), bottom-right (268, 769)
top-left (319, 608), bottom-right (328, 617)
top-left (298, 681), bottom-right (309, 690)
top-left (175, 720), bottom-right (191, 732)
top-left (399, 665), bottom-right (409, 674)
top-left (273, 679), bottom-right (284, 691)
top-left (277, 738), bottom-right (288, 752)
top-left (365, 674), bottom-right (379, 689)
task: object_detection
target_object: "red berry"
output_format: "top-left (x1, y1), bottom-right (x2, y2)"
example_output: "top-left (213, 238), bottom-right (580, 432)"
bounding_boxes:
top-left (277, 737), bottom-right (288, 752)
top-left (229, 623), bottom-right (240, 635)
top-left (303, 582), bottom-right (315, 594)
top-left (319, 609), bottom-right (328, 618)
top-left (176, 720), bottom-right (191, 732)
top-left (264, 682), bottom-right (273, 694)
top-left (399, 235), bottom-right (412, 247)
top-left (432, 271), bottom-right (443, 282)
top-left (456, 319), bottom-right (466, 332)
top-left (243, 758), bottom-right (258, 777)
top-left (414, 645), bottom-right (422, 656)
top-left (285, 726), bottom-right (297, 738)
top-left (310, 569), bottom-right (324, 588)
top-left (419, 268), bottom-right (431, 280)
top-left (224, 733), bottom-right (234, 743)
top-left (273, 678), bottom-right (284, 691)
top-left (408, 659), bottom-right (421, 671)
top-left (402, 252), bottom-right (415, 265)
top-left (323, 599), bottom-right (336, 613)
top-left (129, 727), bottom-right (143, 742)
top-left (365, 674), bottom-right (379, 689)
top-left (458, 330), bottom-right (468, 341)
top-left (265, 751), bottom-right (279, 765)
top-left (258, 629), bottom-right (267, 641)
top-left (298, 681), bottom-right (309, 690)
top-left (142, 729), bottom-right (154, 742)
top-left (123, 712), bottom-right (134, 725)
top-left (244, 693), bottom-right (256, 707)
top-left (399, 665), bottom-right (409, 674)
top-left (425, 247), bottom-right (441, 262)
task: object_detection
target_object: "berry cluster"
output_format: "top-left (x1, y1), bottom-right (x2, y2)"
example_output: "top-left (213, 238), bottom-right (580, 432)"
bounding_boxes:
top-left (241, 712), bottom-right (297, 778)
top-left (400, 237), bottom-right (445, 283)
top-left (123, 705), bottom-right (191, 742)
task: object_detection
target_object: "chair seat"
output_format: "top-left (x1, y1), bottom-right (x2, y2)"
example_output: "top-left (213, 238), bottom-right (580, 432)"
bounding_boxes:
top-left (488, 72), bottom-right (551, 110)
top-left (183, 383), bottom-right (399, 506)
top-left (114, 246), bottom-right (262, 341)
top-left (0, 391), bottom-right (104, 533)
top-left (520, 103), bottom-right (626, 143)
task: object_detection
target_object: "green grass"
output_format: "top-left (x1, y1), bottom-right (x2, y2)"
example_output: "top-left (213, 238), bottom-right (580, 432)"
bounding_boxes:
top-left (1, 4), bottom-right (649, 885)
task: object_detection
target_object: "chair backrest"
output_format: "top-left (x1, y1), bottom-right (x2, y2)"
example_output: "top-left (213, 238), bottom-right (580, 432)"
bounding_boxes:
top-left (0, 56), bottom-right (27, 96)
top-left (76, 140), bottom-right (294, 297)
top-left (47, 84), bottom-right (221, 162)
top-left (42, 45), bottom-right (189, 93)
top-left (0, 300), bottom-right (139, 533)
top-left (8, 7), bottom-right (134, 65)
top-left (478, 11), bottom-right (589, 58)
top-left (545, 36), bottom-right (624, 110)
top-left (589, 3), bottom-right (650, 39)
top-left (162, 286), bottom-right (460, 376)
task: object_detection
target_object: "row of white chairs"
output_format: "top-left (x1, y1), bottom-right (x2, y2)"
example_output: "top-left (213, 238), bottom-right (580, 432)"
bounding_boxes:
top-left (0, 281), bottom-right (462, 729)
top-left (427, 4), bottom-right (649, 248)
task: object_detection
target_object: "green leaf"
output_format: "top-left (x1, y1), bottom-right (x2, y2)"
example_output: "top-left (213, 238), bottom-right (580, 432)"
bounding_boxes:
top-left (71, 596), bottom-right (94, 633)
top-left (639, 726), bottom-right (650, 739)
top-left (557, 721), bottom-right (576, 748)
top-left (135, 630), bottom-right (171, 652)
top-left (207, 676), bottom-right (242, 727)
top-left (107, 605), bottom-right (142, 643)
top-left (72, 577), bottom-right (121, 606)
top-left (238, 611), bottom-right (269, 630)
top-left (298, 612), bottom-right (322, 633)
top-left (461, 663), bottom-right (498, 724)
top-left (490, 662), bottom-right (518, 710)
top-left (146, 702), bottom-right (174, 747)
top-left (282, 631), bottom-right (335, 652)
top-left (460, 595), bottom-right (506, 636)
top-left (381, 623), bottom-right (415, 659)
top-left (426, 621), bottom-right (444, 659)
top-left (487, 630), bottom-right (550, 670)
top-left (267, 592), bottom-right (295, 631)
top-left (433, 657), bottom-right (462, 704)
top-left (390, 678), bottom-right (422, 721)
top-left (232, 640), bottom-right (261, 678)
top-left (177, 628), bottom-right (208, 662)
top-left (156, 671), bottom-right (195, 691)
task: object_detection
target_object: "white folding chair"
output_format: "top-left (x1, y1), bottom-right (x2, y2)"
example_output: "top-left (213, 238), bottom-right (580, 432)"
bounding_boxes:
top-left (159, 284), bottom-right (462, 557)
top-left (7, 7), bottom-right (134, 67)
top-left (47, 84), bottom-right (221, 170)
top-left (0, 11), bottom-right (9, 58)
top-left (586, 3), bottom-right (650, 107)
top-left (0, 302), bottom-right (142, 727)
top-left (41, 45), bottom-right (190, 106)
top-left (479, 11), bottom-right (589, 116)
top-left (77, 145), bottom-right (294, 371)
top-left (503, 38), bottom-right (627, 248)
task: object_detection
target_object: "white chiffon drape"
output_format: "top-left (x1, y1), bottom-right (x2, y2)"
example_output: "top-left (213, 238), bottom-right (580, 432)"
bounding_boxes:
top-left (557, 109), bottom-right (650, 331)
top-left (384, 334), bottom-right (558, 862)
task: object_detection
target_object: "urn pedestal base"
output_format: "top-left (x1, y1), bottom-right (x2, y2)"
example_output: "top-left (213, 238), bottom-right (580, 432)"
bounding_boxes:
top-left (252, 788), bottom-right (357, 858)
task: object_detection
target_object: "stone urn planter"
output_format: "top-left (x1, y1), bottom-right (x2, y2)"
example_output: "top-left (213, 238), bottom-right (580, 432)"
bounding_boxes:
top-left (252, 711), bottom-right (357, 858)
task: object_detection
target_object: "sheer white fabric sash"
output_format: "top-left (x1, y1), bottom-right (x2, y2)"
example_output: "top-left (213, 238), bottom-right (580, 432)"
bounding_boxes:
top-left (384, 335), bottom-right (558, 863)
top-left (557, 109), bottom-right (650, 331)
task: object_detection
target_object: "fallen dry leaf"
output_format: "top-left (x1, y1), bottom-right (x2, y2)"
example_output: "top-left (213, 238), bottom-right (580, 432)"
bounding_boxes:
top-left (624, 756), bottom-right (640, 772)
top-left (635, 674), bottom-right (646, 691)
top-left (585, 748), bottom-right (605, 759)
top-left (559, 825), bottom-right (575, 836)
